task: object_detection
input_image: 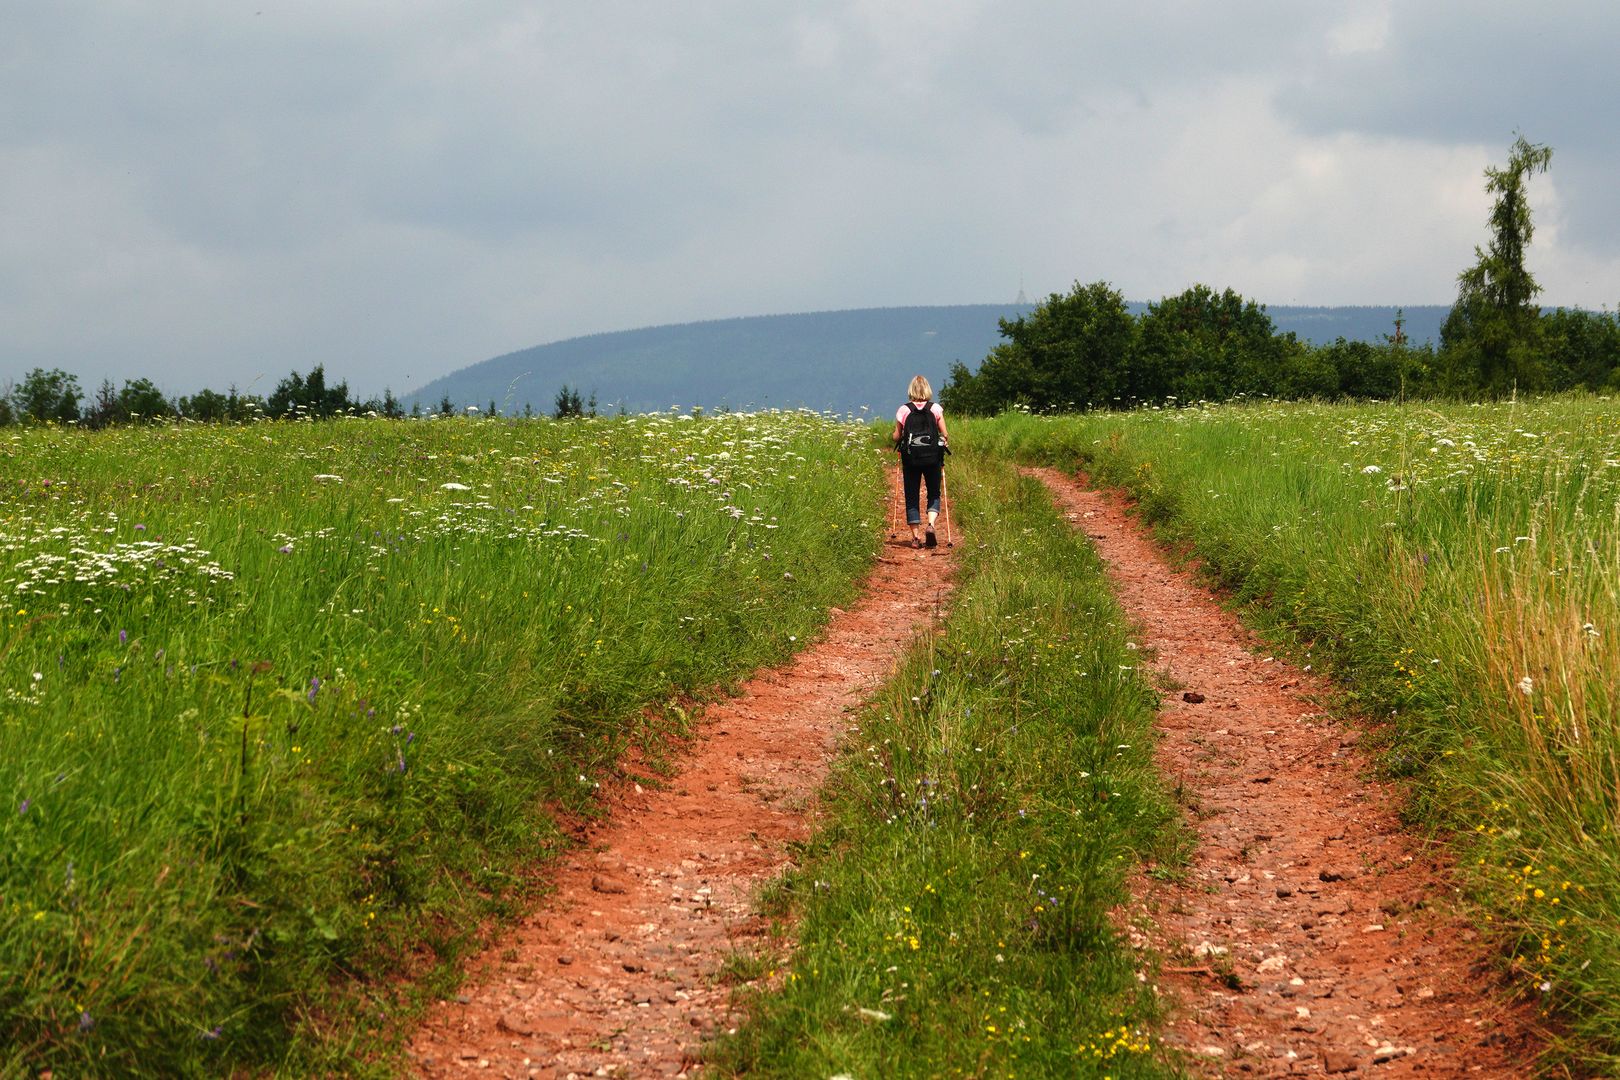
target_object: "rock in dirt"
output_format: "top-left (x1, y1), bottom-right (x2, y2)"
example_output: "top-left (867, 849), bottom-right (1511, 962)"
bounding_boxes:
top-left (497, 1012), bottom-right (537, 1036)
top-left (1323, 1046), bottom-right (1363, 1073)
top-left (498, 1011), bottom-right (572, 1037)
top-left (591, 874), bottom-right (629, 895)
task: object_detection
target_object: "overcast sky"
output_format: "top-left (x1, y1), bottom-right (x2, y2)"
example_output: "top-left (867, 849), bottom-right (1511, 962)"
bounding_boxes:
top-left (3, 1), bottom-right (1617, 399)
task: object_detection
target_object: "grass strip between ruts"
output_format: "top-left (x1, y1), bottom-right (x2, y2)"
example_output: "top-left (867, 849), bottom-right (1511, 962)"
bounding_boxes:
top-left (712, 455), bottom-right (1182, 1079)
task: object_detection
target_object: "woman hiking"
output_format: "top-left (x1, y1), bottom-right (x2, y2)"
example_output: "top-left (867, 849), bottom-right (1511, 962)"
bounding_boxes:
top-left (892, 375), bottom-right (949, 548)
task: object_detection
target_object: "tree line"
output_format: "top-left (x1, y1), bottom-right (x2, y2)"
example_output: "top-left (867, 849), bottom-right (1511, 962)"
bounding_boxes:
top-left (0, 362), bottom-right (598, 427)
top-left (943, 136), bottom-right (1619, 414)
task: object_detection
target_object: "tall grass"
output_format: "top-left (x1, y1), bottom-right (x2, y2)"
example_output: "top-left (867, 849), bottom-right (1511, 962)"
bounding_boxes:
top-left (968, 398), bottom-right (1620, 1070)
top-left (0, 412), bottom-right (880, 1076)
top-left (713, 455), bottom-right (1180, 1078)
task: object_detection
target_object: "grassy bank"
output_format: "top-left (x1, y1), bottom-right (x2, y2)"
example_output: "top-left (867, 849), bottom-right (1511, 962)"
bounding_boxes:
top-left (714, 455), bottom-right (1180, 1078)
top-left (0, 412), bottom-right (880, 1076)
top-left (968, 399), bottom-right (1620, 1070)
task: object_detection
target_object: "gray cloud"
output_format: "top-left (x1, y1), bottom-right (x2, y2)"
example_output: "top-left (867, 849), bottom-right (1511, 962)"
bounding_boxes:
top-left (2, 2), bottom-right (1615, 399)
top-left (1276, 2), bottom-right (1620, 260)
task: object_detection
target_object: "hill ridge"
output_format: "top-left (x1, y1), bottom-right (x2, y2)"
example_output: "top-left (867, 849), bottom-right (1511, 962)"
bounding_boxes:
top-left (407, 303), bottom-right (1449, 416)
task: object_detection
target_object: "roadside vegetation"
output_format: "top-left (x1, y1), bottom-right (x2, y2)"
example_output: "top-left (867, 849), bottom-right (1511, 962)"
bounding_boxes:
top-left (0, 411), bottom-right (879, 1076)
top-left (714, 454), bottom-right (1181, 1078)
top-left (967, 397), bottom-right (1620, 1071)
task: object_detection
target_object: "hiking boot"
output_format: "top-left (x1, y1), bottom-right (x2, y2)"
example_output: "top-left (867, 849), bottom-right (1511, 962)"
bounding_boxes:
top-left (925, 529), bottom-right (937, 548)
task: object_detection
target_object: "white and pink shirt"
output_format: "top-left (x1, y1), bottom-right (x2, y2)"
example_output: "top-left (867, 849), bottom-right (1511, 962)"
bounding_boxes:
top-left (896, 401), bottom-right (944, 425)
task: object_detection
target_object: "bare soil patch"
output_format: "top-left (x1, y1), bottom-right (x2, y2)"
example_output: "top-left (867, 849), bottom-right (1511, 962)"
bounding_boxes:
top-left (1028, 466), bottom-right (1546, 1078)
top-left (407, 478), bottom-right (958, 1078)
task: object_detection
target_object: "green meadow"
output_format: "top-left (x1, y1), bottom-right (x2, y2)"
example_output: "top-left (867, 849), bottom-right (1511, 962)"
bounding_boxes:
top-left (0, 412), bottom-right (878, 1076)
top-left (10, 396), bottom-right (1620, 1076)
top-left (967, 397), bottom-right (1620, 1070)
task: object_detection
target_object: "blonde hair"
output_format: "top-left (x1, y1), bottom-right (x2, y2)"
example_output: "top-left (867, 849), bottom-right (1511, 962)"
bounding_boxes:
top-left (907, 375), bottom-right (933, 402)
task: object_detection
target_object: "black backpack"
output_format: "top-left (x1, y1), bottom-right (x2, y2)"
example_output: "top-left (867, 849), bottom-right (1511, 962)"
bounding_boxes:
top-left (899, 402), bottom-right (944, 467)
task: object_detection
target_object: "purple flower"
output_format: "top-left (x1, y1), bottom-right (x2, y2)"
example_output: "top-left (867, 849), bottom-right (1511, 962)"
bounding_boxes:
top-left (118, 629), bottom-right (128, 645)
top-left (133, 523), bottom-right (146, 531)
top-left (17, 798), bottom-right (29, 816)
top-left (78, 1011), bottom-right (94, 1033)
top-left (200, 1024), bottom-right (222, 1040)
top-left (307, 676), bottom-right (321, 704)
top-left (278, 544), bottom-right (293, 554)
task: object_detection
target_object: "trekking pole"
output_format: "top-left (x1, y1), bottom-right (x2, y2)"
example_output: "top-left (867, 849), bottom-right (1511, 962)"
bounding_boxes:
top-left (942, 470), bottom-right (954, 548)
top-left (894, 472), bottom-right (904, 540)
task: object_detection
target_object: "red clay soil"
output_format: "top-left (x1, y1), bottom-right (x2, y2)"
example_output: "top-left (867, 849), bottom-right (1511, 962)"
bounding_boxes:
top-left (1028, 467), bottom-right (1547, 1078)
top-left (406, 483), bottom-right (958, 1078)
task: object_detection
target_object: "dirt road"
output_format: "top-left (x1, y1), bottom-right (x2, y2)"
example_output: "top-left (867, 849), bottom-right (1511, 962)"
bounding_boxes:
top-left (405, 465), bottom-right (1546, 1078)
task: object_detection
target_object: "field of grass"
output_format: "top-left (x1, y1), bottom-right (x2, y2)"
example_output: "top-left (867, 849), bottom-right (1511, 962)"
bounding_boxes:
top-left (713, 455), bottom-right (1181, 1079)
top-left (967, 398), bottom-right (1620, 1070)
top-left (0, 412), bottom-right (881, 1076)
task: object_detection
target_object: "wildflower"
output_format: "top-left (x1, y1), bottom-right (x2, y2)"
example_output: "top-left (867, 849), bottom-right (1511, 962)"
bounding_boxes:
top-left (1517, 676), bottom-right (1534, 696)
top-left (78, 1011), bottom-right (94, 1033)
top-left (18, 798), bottom-right (29, 816)
top-left (278, 544), bottom-right (293, 554)
top-left (1361, 465), bottom-right (1382, 474)
top-left (307, 676), bottom-right (321, 704)
top-left (118, 629), bottom-right (127, 644)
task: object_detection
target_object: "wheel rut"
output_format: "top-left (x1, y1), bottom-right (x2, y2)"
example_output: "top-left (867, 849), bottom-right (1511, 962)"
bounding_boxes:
top-left (407, 472), bottom-right (958, 1079)
top-left (1029, 466), bottom-right (1545, 1078)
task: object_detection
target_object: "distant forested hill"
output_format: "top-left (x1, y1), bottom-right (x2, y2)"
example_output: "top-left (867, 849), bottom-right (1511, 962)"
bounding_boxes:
top-left (405, 303), bottom-right (1447, 416)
